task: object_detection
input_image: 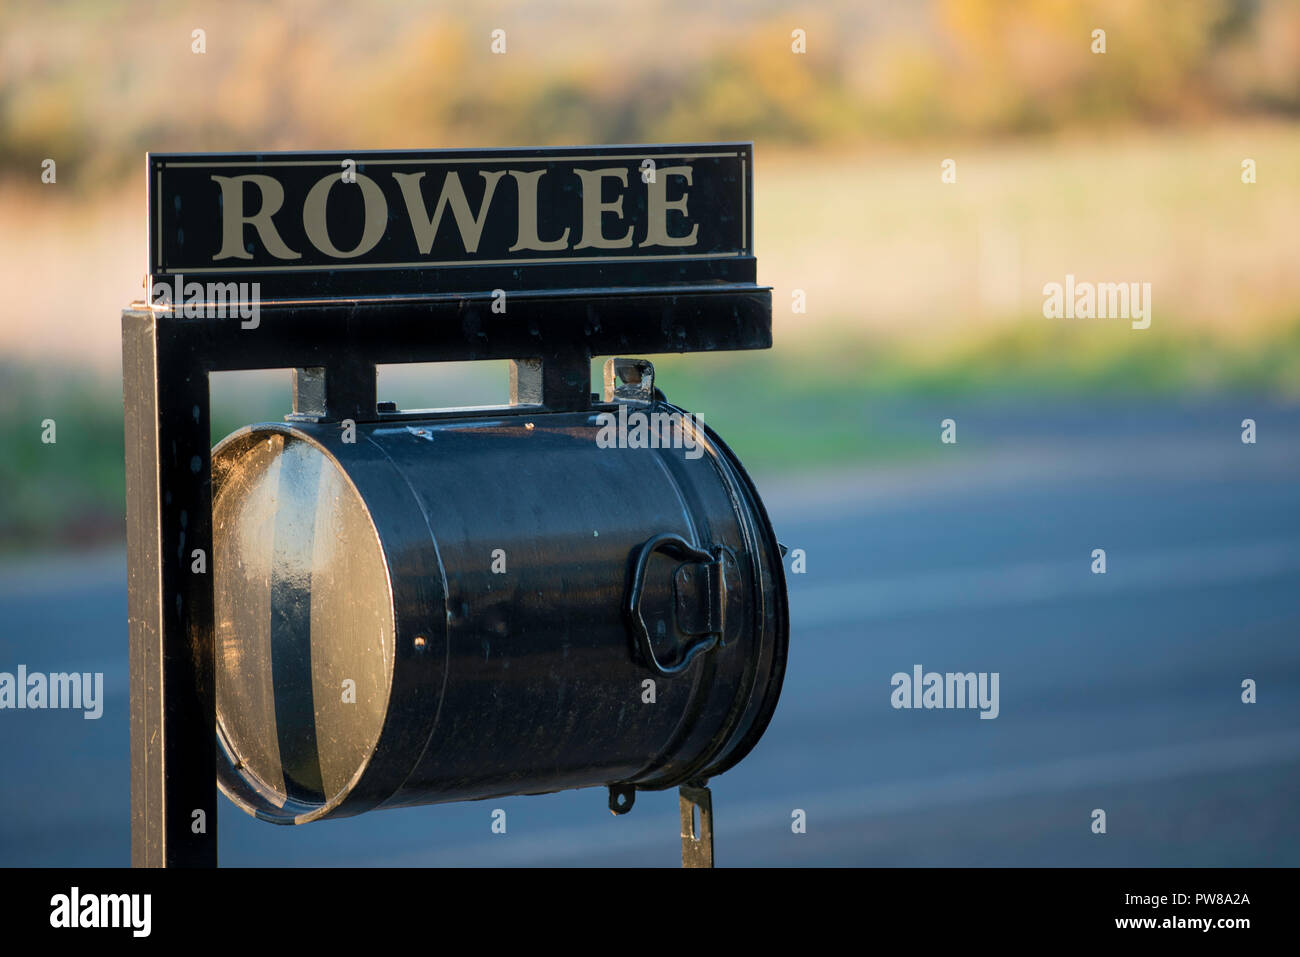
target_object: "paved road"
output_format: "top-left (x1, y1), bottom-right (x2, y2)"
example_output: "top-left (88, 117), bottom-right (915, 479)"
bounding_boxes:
top-left (2, 398), bottom-right (1298, 866)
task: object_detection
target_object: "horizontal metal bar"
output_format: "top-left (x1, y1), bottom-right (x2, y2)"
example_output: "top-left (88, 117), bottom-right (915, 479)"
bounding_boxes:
top-left (134, 287), bottom-right (772, 372)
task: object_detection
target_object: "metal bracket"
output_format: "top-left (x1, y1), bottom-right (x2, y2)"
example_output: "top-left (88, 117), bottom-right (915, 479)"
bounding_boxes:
top-left (608, 783), bottom-right (636, 815)
top-left (510, 351), bottom-right (592, 412)
top-left (603, 357), bottom-right (655, 403)
top-left (679, 784), bottom-right (714, 868)
top-left (674, 553), bottom-right (728, 639)
top-left (289, 361), bottom-right (377, 422)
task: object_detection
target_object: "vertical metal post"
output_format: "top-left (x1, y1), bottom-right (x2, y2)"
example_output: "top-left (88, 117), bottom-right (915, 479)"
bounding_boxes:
top-left (123, 308), bottom-right (218, 866)
top-left (679, 784), bottom-right (714, 868)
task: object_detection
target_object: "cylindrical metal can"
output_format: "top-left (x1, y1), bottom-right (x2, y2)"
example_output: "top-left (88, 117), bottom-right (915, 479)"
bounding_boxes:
top-left (211, 402), bottom-right (787, 824)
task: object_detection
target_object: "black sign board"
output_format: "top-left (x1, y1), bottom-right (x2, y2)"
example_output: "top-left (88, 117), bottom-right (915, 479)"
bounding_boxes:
top-left (148, 144), bottom-right (753, 301)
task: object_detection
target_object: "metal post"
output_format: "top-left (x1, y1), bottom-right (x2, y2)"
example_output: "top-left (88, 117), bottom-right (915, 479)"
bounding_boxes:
top-left (679, 784), bottom-right (714, 868)
top-left (123, 307), bottom-right (218, 866)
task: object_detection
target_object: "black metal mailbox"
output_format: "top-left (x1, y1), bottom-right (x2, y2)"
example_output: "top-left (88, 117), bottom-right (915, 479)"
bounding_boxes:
top-left (124, 144), bottom-right (786, 867)
top-left (212, 381), bottom-right (787, 824)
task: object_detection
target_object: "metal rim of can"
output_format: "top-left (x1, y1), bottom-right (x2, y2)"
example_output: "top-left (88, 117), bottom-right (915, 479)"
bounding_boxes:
top-left (212, 422), bottom-right (449, 825)
top-left (619, 405), bottom-right (789, 790)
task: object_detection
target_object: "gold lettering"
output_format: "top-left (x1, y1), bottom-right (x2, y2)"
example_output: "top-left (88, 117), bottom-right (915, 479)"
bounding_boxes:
top-left (302, 173), bottom-right (388, 259)
top-left (640, 165), bottom-right (698, 248)
top-left (210, 175), bottom-right (300, 260)
top-left (507, 170), bottom-right (570, 251)
top-left (394, 170), bottom-right (506, 255)
top-left (573, 168), bottom-right (634, 250)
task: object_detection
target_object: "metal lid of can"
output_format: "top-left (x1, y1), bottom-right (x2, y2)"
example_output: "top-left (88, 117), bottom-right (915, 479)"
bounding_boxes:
top-left (212, 428), bottom-right (395, 822)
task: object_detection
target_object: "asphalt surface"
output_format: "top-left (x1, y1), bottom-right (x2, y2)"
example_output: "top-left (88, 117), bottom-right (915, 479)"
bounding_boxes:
top-left (1, 398), bottom-right (1297, 866)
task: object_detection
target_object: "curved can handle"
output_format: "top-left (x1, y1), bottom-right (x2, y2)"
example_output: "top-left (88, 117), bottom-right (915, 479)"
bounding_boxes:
top-left (625, 532), bottom-right (725, 677)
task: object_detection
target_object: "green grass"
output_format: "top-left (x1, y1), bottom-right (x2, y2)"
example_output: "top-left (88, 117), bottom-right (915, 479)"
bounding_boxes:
top-left (0, 364), bottom-right (126, 550)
